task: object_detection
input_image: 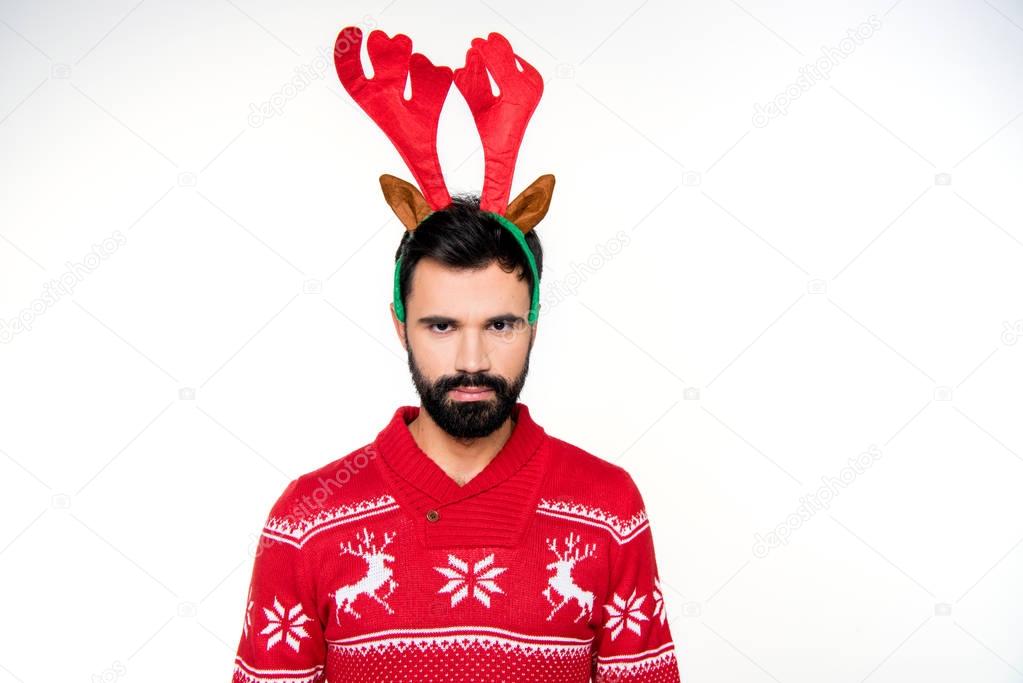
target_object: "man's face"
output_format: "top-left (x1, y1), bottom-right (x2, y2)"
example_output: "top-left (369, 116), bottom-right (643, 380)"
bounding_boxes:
top-left (394, 257), bottom-right (536, 439)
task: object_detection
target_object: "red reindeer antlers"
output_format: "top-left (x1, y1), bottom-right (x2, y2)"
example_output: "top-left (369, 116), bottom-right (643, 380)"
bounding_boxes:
top-left (334, 26), bottom-right (545, 218)
top-left (454, 32), bottom-right (544, 215)
top-left (334, 26), bottom-right (454, 210)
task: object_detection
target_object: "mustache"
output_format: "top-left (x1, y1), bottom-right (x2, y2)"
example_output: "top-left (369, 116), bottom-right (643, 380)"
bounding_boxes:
top-left (436, 373), bottom-right (508, 393)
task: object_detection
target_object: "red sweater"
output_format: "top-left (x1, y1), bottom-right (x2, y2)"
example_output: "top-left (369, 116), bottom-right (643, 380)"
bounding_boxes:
top-left (232, 402), bottom-right (681, 683)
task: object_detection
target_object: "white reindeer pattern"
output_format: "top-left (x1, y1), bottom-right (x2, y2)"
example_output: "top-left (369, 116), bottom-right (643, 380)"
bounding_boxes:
top-left (330, 527), bottom-right (398, 623)
top-left (542, 531), bottom-right (597, 622)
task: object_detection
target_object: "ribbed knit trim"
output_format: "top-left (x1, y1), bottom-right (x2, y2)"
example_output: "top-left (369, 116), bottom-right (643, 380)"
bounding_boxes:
top-left (375, 402), bottom-right (544, 503)
top-left (372, 402), bottom-right (549, 547)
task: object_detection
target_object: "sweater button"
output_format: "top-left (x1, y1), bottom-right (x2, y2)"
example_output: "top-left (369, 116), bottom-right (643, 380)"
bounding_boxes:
top-left (426, 509), bottom-right (441, 522)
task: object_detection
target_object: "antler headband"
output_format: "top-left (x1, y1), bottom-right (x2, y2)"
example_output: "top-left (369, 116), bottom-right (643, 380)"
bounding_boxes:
top-left (334, 26), bottom-right (554, 324)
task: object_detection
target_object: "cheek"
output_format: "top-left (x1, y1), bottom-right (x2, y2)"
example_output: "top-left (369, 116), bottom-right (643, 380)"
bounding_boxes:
top-left (409, 331), bottom-right (454, 369)
top-left (490, 331), bottom-right (531, 366)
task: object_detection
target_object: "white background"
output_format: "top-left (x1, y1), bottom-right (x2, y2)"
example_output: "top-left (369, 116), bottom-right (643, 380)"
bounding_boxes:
top-left (1, 0), bottom-right (1022, 681)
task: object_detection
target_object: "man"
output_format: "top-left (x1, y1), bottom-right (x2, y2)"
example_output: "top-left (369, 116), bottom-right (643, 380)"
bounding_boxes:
top-left (230, 25), bottom-right (681, 683)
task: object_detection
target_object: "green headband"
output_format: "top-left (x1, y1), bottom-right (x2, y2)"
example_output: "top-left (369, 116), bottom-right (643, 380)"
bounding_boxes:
top-left (392, 211), bottom-right (541, 325)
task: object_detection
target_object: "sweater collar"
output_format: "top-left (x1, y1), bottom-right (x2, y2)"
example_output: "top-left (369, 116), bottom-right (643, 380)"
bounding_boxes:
top-left (374, 402), bottom-right (546, 505)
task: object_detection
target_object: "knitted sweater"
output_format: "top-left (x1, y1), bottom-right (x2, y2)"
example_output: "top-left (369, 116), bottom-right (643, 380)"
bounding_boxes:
top-left (231, 402), bottom-right (681, 683)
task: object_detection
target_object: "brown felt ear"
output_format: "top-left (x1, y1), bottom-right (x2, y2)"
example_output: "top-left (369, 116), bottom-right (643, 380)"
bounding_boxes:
top-left (379, 174), bottom-right (433, 230)
top-left (505, 174), bottom-right (555, 234)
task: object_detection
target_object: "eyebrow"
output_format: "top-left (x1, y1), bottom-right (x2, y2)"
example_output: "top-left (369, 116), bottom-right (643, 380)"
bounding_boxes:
top-left (416, 313), bottom-right (526, 326)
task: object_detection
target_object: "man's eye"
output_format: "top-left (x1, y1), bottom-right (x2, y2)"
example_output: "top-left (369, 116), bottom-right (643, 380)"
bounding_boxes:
top-left (429, 321), bottom-right (517, 333)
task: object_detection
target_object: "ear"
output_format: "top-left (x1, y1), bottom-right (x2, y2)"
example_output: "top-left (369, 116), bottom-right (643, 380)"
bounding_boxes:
top-left (505, 174), bottom-right (555, 234)
top-left (380, 174), bottom-right (433, 230)
top-left (389, 301), bottom-right (408, 350)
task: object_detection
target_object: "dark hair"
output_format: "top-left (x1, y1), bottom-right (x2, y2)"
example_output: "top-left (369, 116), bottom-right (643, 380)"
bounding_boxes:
top-left (394, 193), bottom-right (543, 320)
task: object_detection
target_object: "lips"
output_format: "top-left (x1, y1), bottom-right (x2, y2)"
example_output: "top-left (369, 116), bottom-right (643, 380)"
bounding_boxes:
top-left (449, 385), bottom-right (496, 402)
top-left (452, 386), bottom-right (491, 394)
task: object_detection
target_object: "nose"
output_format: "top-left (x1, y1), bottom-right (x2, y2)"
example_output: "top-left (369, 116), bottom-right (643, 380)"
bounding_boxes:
top-left (454, 327), bottom-right (491, 375)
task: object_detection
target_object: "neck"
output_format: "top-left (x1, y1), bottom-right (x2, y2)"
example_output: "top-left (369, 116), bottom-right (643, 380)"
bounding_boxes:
top-left (408, 406), bottom-right (516, 487)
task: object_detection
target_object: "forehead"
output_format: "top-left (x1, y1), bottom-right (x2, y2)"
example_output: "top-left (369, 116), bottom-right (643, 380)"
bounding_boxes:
top-left (408, 258), bottom-right (530, 315)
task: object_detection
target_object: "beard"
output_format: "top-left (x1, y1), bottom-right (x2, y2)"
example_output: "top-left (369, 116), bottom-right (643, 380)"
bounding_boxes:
top-left (406, 340), bottom-right (531, 440)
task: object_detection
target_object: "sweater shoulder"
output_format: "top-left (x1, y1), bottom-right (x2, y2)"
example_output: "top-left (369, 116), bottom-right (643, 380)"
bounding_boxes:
top-left (541, 434), bottom-right (646, 519)
top-left (260, 440), bottom-right (397, 548)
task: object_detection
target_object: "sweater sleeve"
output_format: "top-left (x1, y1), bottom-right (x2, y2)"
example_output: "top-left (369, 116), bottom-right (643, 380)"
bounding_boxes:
top-left (593, 473), bottom-right (681, 683)
top-left (232, 480), bottom-right (328, 683)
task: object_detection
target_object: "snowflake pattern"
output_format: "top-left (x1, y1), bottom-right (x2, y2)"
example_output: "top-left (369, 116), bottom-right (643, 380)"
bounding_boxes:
top-left (604, 588), bottom-right (649, 640)
top-left (261, 596), bottom-right (313, 652)
top-left (652, 577), bottom-right (667, 625)
top-left (435, 553), bottom-right (508, 607)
